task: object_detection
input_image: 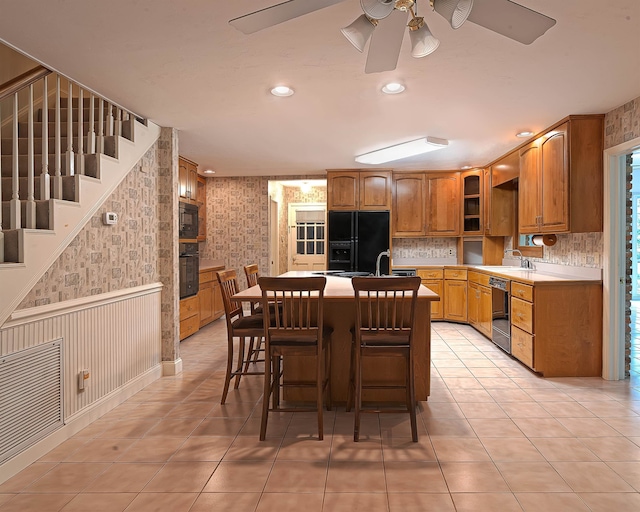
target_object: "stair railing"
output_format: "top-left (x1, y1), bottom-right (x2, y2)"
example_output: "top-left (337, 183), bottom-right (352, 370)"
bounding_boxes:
top-left (0, 66), bottom-right (145, 263)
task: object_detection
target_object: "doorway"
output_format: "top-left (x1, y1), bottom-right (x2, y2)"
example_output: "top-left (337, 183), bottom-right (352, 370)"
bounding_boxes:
top-left (629, 151), bottom-right (640, 377)
top-left (288, 203), bottom-right (326, 271)
top-left (604, 140), bottom-right (640, 380)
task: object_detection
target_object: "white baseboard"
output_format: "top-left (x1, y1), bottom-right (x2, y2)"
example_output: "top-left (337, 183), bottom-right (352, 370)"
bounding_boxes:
top-left (162, 358), bottom-right (183, 376)
top-left (0, 364), bottom-right (162, 485)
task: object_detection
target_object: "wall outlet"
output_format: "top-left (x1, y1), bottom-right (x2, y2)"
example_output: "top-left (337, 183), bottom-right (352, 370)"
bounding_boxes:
top-left (78, 369), bottom-right (90, 391)
top-left (448, 248), bottom-right (454, 256)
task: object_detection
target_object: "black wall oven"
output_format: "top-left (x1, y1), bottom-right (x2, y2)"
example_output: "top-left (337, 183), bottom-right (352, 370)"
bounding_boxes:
top-left (179, 242), bottom-right (199, 299)
top-left (179, 202), bottom-right (198, 240)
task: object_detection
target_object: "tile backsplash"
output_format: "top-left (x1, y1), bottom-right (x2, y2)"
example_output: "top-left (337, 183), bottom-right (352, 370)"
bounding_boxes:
top-left (392, 238), bottom-right (457, 260)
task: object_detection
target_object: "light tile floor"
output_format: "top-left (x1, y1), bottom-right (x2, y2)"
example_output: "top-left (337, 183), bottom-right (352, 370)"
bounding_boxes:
top-left (1, 321), bottom-right (640, 511)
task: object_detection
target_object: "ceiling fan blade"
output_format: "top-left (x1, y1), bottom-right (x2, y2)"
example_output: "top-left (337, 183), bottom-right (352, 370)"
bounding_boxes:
top-left (365, 9), bottom-right (409, 74)
top-left (229, 0), bottom-right (347, 34)
top-left (467, 0), bottom-right (556, 45)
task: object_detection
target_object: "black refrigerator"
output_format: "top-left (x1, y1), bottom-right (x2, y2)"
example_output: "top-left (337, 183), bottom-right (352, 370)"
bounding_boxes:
top-left (327, 211), bottom-right (390, 275)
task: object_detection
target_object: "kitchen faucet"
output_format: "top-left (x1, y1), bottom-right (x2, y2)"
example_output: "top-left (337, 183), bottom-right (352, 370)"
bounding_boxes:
top-left (375, 250), bottom-right (390, 276)
top-left (504, 249), bottom-right (533, 269)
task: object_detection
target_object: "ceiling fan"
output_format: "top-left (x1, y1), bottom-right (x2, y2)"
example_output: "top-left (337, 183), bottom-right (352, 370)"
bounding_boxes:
top-left (229, 0), bottom-right (556, 74)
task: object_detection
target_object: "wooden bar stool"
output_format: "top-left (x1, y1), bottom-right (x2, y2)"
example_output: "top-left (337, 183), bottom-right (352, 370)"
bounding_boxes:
top-left (217, 269), bottom-right (265, 404)
top-left (243, 263), bottom-right (266, 367)
top-left (347, 276), bottom-right (421, 442)
top-left (258, 276), bottom-right (332, 441)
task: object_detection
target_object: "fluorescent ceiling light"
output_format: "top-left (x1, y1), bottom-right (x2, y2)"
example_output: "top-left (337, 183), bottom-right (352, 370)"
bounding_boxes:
top-left (355, 137), bottom-right (449, 165)
top-left (271, 85), bottom-right (294, 97)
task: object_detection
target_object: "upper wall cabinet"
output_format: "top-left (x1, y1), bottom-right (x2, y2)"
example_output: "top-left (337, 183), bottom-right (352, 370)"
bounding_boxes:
top-left (392, 173), bottom-right (427, 237)
top-left (461, 169), bottom-right (483, 235)
top-left (392, 171), bottom-right (461, 238)
top-left (178, 156), bottom-right (198, 205)
top-left (327, 170), bottom-right (392, 211)
top-left (484, 151), bottom-right (517, 237)
top-left (426, 172), bottom-right (460, 236)
top-left (518, 115), bottom-right (604, 234)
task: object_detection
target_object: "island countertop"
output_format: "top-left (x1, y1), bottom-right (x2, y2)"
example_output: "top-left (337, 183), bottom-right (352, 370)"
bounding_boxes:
top-left (232, 271), bottom-right (438, 402)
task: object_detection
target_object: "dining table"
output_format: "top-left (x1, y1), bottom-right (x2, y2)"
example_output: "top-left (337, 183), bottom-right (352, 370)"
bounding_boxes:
top-left (231, 271), bottom-right (440, 403)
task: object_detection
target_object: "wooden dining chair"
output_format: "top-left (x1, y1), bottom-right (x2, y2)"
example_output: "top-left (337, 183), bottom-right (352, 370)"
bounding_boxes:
top-left (347, 276), bottom-right (421, 442)
top-left (258, 276), bottom-right (332, 441)
top-left (216, 269), bottom-right (265, 404)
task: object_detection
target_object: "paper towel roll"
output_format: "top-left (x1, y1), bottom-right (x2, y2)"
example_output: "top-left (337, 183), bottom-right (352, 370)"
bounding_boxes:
top-left (532, 234), bottom-right (557, 247)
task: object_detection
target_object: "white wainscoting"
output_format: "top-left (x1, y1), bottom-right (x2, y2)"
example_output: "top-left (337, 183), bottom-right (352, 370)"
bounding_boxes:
top-left (0, 283), bottom-right (163, 483)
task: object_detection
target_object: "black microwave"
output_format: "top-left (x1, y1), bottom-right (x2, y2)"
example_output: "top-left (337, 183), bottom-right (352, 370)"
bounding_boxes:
top-left (179, 202), bottom-right (198, 239)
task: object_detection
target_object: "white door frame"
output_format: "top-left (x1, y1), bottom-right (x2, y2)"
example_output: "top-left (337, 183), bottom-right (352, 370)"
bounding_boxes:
top-left (603, 136), bottom-right (640, 380)
top-left (269, 197), bottom-right (279, 276)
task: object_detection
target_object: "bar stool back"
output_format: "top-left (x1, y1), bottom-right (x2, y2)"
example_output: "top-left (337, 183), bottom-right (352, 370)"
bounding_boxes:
top-left (348, 276), bottom-right (421, 442)
top-left (258, 276), bottom-right (332, 441)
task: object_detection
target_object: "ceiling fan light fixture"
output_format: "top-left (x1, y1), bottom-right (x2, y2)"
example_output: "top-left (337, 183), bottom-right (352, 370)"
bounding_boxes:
top-left (361, 0), bottom-right (396, 20)
top-left (355, 136), bottom-right (449, 165)
top-left (409, 17), bottom-right (440, 58)
top-left (341, 14), bottom-right (377, 52)
top-left (432, 0), bottom-right (474, 29)
top-left (271, 85), bottom-right (294, 97)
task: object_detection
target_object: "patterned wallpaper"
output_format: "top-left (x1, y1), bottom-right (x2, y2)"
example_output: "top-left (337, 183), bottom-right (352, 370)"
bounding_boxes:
top-left (392, 238), bottom-right (457, 260)
top-left (605, 98), bottom-right (640, 149)
top-left (199, 176), bottom-right (270, 290)
top-left (16, 128), bottom-right (180, 362)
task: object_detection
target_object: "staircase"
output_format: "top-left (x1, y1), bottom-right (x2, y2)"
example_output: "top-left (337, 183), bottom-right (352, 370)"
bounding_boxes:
top-left (0, 67), bottom-right (161, 327)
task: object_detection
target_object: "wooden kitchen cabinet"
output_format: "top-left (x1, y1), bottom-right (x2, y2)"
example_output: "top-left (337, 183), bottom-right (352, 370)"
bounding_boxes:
top-left (461, 170), bottom-right (482, 235)
top-left (198, 266), bottom-right (225, 328)
top-left (427, 172), bottom-right (460, 236)
top-left (468, 271), bottom-right (492, 337)
top-left (518, 115), bottom-right (604, 234)
top-left (509, 279), bottom-right (602, 377)
top-left (444, 268), bottom-right (467, 322)
top-left (327, 170), bottom-right (391, 210)
top-left (484, 157), bottom-right (516, 237)
top-left (392, 172), bottom-right (427, 237)
top-left (179, 295), bottom-right (199, 341)
top-left (178, 156), bottom-right (198, 204)
top-left (417, 268), bottom-right (443, 320)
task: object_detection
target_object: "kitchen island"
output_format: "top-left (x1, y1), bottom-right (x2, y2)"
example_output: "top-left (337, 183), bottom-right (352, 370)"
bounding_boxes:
top-left (232, 271), bottom-right (440, 403)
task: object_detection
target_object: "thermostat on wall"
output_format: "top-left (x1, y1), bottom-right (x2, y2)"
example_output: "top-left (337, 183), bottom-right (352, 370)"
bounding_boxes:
top-left (103, 212), bottom-right (118, 225)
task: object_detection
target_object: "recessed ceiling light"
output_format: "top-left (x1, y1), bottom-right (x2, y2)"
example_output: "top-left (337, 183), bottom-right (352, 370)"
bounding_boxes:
top-left (381, 82), bottom-right (405, 94)
top-left (271, 85), bottom-right (294, 97)
top-left (516, 131), bottom-right (534, 138)
top-left (204, 169), bottom-right (215, 174)
top-left (461, 165), bottom-right (472, 170)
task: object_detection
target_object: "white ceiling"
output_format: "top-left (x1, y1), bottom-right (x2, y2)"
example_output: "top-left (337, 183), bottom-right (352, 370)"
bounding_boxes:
top-left (0, 0), bottom-right (638, 177)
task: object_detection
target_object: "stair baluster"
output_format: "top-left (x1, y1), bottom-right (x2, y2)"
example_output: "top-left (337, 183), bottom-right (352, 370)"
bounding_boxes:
top-left (106, 101), bottom-right (114, 137)
top-left (65, 80), bottom-right (74, 177)
top-left (77, 88), bottom-right (84, 176)
top-left (40, 75), bottom-right (50, 201)
top-left (25, 84), bottom-right (36, 229)
top-left (114, 107), bottom-right (122, 138)
top-left (87, 93), bottom-right (95, 155)
top-left (53, 76), bottom-right (62, 200)
top-left (97, 98), bottom-right (104, 154)
top-left (10, 93), bottom-right (21, 229)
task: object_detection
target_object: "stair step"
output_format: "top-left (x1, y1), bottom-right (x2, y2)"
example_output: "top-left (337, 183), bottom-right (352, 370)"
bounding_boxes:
top-left (1, 153), bottom-right (100, 179)
top-left (2, 199), bottom-right (52, 230)
top-left (1, 135), bottom-right (117, 158)
top-left (1, 175), bottom-right (78, 202)
top-left (0, 229), bottom-right (21, 263)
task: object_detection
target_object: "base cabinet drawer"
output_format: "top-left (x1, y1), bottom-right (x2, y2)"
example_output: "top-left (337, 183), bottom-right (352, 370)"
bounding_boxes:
top-left (511, 325), bottom-right (534, 369)
top-left (180, 313), bottom-right (199, 340)
top-left (511, 297), bottom-right (533, 333)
